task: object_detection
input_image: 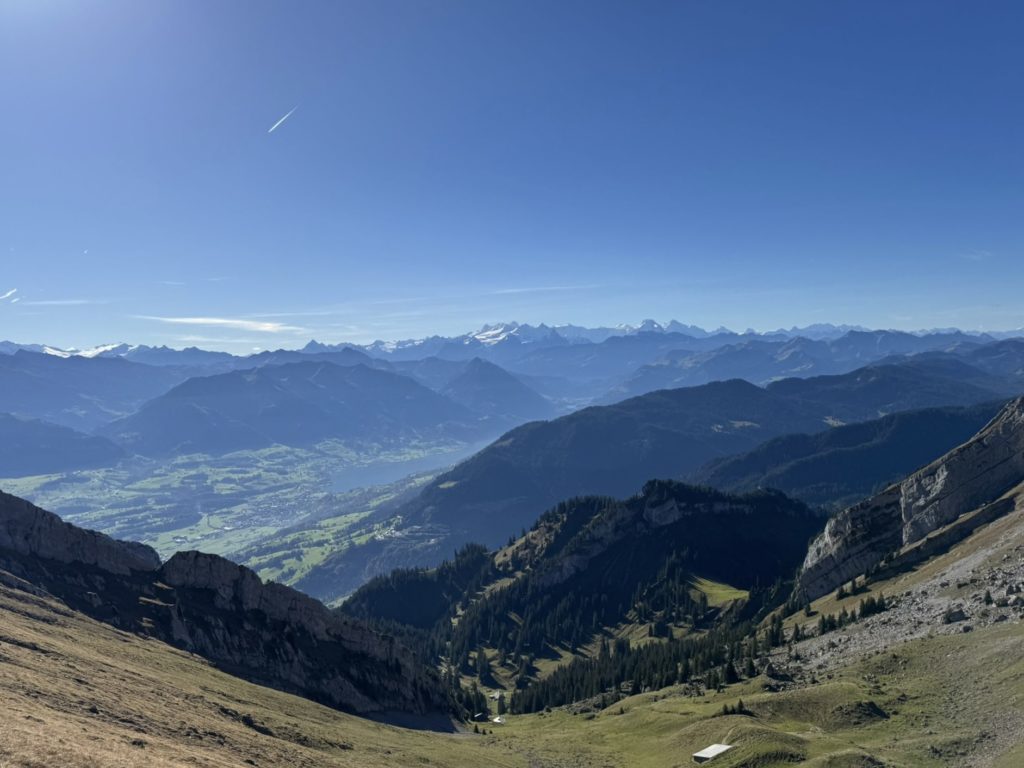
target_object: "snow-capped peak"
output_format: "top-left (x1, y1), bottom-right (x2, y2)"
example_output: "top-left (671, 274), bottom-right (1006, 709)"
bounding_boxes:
top-left (77, 343), bottom-right (134, 358)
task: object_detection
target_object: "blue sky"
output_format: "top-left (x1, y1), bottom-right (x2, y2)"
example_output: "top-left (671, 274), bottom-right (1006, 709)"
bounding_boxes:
top-left (2, 1), bottom-right (1022, 351)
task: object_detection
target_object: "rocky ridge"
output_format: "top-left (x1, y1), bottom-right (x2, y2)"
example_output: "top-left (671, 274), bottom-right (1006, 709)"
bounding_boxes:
top-left (798, 398), bottom-right (1024, 600)
top-left (0, 490), bottom-right (159, 574)
top-left (0, 491), bottom-right (448, 717)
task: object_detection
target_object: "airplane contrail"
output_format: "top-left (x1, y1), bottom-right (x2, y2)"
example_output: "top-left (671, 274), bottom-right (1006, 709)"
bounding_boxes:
top-left (268, 106), bottom-right (298, 134)
top-left (0, 288), bottom-right (17, 301)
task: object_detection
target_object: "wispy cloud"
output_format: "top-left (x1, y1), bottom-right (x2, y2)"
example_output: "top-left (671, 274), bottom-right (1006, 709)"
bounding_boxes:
top-left (962, 249), bottom-right (991, 263)
top-left (487, 284), bottom-right (601, 296)
top-left (22, 298), bottom-right (105, 306)
top-left (138, 315), bottom-right (306, 333)
top-left (0, 288), bottom-right (16, 301)
top-left (268, 105), bottom-right (298, 134)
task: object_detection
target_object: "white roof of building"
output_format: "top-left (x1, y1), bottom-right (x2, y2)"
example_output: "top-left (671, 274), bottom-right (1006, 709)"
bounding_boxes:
top-left (693, 743), bottom-right (733, 759)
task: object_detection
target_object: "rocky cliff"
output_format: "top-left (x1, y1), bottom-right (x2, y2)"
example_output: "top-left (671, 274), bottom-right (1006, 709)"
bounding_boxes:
top-left (0, 490), bottom-right (160, 574)
top-left (798, 397), bottom-right (1024, 600)
top-left (0, 491), bottom-right (448, 717)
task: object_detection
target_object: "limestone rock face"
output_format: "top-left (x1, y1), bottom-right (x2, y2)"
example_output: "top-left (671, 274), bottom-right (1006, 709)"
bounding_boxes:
top-left (159, 550), bottom-right (444, 715)
top-left (899, 399), bottom-right (1024, 543)
top-left (0, 491), bottom-right (160, 574)
top-left (0, 492), bottom-right (448, 717)
top-left (798, 398), bottom-right (1024, 600)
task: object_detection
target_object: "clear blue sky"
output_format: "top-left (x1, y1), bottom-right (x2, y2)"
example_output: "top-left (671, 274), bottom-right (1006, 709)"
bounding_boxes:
top-left (2, 1), bottom-right (1022, 351)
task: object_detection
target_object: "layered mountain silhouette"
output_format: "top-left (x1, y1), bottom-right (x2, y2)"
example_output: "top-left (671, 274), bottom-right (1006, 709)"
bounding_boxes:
top-left (607, 332), bottom-right (1015, 402)
top-left (297, 359), bottom-right (1023, 598)
top-left (0, 413), bottom-right (125, 476)
top-left (691, 402), bottom-right (1003, 509)
top-left (99, 361), bottom-right (481, 457)
top-left (0, 350), bottom-right (184, 430)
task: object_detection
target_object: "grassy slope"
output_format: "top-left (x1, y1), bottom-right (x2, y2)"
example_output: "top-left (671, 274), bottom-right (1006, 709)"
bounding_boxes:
top-left (3, 499), bottom-right (1022, 766)
top-left (7, 576), bottom-right (1017, 768)
top-left (0, 577), bottom-right (519, 768)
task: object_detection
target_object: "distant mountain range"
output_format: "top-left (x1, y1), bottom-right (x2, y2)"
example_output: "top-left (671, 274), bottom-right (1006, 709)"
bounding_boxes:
top-left (6, 319), bottom-right (1021, 364)
top-left (602, 330), bottom-right (1002, 401)
top-left (0, 414), bottom-right (125, 476)
top-left (99, 361), bottom-right (483, 457)
top-left (691, 402), bottom-right (1004, 509)
top-left (294, 354), bottom-right (1024, 598)
top-left (2, 325), bottom-right (1023, 478)
top-left (0, 350), bottom-right (185, 431)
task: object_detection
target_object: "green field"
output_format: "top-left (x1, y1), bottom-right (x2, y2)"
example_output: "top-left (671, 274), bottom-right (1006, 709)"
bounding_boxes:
top-left (0, 439), bottom-right (473, 561)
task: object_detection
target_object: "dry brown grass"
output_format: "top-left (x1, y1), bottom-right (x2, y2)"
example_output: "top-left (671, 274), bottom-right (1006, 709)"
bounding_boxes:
top-left (0, 580), bottom-right (524, 768)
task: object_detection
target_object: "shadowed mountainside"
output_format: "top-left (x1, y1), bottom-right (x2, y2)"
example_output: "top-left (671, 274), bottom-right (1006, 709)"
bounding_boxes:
top-left (0, 491), bottom-right (449, 716)
top-left (691, 401), bottom-right (1004, 509)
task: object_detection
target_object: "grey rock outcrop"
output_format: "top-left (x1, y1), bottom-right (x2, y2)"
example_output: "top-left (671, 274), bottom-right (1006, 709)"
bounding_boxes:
top-left (0, 490), bottom-right (160, 574)
top-left (798, 398), bottom-right (1024, 600)
top-left (0, 491), bottom-right (448, 717)
top-left (159, 550), bottom-right (445, 714)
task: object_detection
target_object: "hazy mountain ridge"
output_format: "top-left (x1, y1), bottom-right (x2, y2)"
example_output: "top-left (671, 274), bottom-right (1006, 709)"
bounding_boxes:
top-left (0, 350), bottom-right (187, 431)
top-left (0, 414), bottom-right (126, 477)
top-left (606, 330), bottom-right (1012, 401)
top-left (99, 361), bottom-right (483, 457)
top-left (291, 356), bottom-right (1024, 600)
top-left (690, 402), bottom-right (1004, 509)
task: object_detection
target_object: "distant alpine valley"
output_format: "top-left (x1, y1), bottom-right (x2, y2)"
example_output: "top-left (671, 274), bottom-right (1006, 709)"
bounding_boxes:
top-left (2, 322), bottom-right (1024, 585)
top-left (4, 322), bottom-right (1024, 767)
top-left (4, 394), bottom-right (1024, 766)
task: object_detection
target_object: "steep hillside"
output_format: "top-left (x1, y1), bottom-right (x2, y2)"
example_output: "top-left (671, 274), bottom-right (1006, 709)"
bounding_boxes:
top-left (0, 413), bottom-right (126, 477)
top-left (798, 397), bottom-right (1024, 600)
top-left (0, 491), bottom-right (447, 716)
top-left (299, 360), bottom-right (1019, 599)
top-left (692, 402), bottom-right (1003, 509)
top-left (0, 565), bottom-right (523, 767)
top-left (100, 361), bottom-right (480, 456)
top-left (295, 379), bottom-right (829, 598)
top-left (345, 481), bottom-right (820, 683)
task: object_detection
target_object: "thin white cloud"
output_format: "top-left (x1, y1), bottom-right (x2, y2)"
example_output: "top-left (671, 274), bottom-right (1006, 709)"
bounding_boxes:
top-left (0, 288), bottom-right (16, 300)
top-left (10, 297), bottom-right (20, 303)
top-left (138, 315), bottom-right (306, 333)
top-left (21, 298), bottom-right (104, 306)
top-left (268, 105), bottom-right (298, 134)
